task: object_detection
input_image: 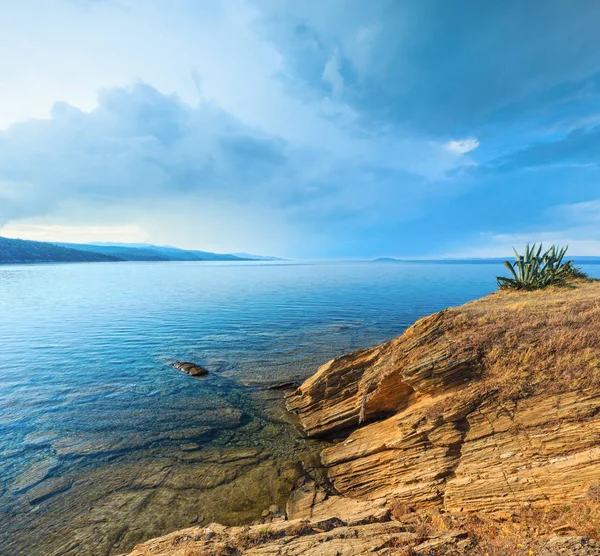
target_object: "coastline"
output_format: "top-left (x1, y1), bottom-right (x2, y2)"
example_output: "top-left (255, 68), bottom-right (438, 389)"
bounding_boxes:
top-left (123, 279), bottom-right (600, 555)
top-left (1, 386), bottom-right (331, 556)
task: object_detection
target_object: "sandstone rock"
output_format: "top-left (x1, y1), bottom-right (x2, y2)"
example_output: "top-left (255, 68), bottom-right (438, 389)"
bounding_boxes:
top-left (287, 282), bottom-right (600, 514)
top-left (124, 282), bottom-right (600, 555)
top-left (26, 476), bottom-right (72, 505)
top-left (413, 530), bottom-right (468, 554)
top-left (122, 517), bottom-right (423, 555)
top-left (267, 381), bottom-right (299, 390)
top-left (286, 480), bottom-right (328, 519)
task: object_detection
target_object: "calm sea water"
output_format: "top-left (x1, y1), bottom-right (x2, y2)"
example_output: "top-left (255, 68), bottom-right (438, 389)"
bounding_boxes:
top-left (1, 260), bottom-right (598, 555)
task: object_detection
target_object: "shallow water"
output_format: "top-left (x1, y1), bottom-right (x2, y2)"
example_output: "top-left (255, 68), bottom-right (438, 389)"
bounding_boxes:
top-left (1, 260), bottom-right (598, 554)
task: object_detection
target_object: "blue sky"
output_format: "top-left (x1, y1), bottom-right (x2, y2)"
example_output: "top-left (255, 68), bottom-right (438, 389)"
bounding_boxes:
top-left (1, 0), bottom-right (600, 258)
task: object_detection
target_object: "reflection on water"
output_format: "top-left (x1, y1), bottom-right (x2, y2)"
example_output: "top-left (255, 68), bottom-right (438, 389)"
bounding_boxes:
top-left (1, 261), bottom-right (598, 555)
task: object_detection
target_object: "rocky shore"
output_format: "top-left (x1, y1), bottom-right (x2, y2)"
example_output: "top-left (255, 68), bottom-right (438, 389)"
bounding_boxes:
top-left (124, 280), bottom-right (600, 555)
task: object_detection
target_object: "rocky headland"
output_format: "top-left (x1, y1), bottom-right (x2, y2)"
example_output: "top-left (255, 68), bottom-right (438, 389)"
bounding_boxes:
top-left (124, 280), bottom-right (600, 555)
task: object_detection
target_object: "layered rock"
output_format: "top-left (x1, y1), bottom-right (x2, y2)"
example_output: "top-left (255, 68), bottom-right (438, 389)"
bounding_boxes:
top-left (123, 499), bottom-right (473, 556)
top-left (124, 281), bottom-right (600, 554)
top-left (287, 281), bottom-right (600, 514)
top-left (123, 495), bottom-right (600, 555)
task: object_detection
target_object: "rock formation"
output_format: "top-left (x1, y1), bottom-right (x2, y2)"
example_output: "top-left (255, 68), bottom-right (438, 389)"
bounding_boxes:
top-left (126, 281), bottom-right (600, 554)
top-left (286, 281), bottom-right (600, 514)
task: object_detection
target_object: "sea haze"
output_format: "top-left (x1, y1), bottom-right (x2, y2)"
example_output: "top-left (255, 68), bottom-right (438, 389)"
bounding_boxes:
top-left (1, 260), bottom-right (599, 554)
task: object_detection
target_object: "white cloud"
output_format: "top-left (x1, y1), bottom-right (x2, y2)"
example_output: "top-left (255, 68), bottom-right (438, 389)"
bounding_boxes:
top-left (441, 230), bottom-right (600, 258)
top-left (444, 137), bottom-right (479, 155)
top-left (0, 223), bottom-right (148, 244)
top-left (554, 198), bottom-right (600, 222)
top-left (322, 50), bottom-right (344, 97)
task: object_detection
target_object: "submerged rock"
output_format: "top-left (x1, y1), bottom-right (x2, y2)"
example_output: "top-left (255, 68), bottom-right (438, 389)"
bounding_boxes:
top-left (171, 361), bottom-right (209, 377)
top-left (266, 381), bottom-right (299, 390)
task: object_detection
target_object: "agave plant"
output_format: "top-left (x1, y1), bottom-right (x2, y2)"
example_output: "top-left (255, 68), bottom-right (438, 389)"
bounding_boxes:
top-left (497, 243), bottom-right (578, 290)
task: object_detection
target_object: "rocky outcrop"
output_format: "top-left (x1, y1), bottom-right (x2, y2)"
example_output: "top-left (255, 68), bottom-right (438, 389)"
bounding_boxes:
top-left (287, 281), bottom-right (600, 515)
top-left (285, 310), bottom-right (478, 438)
top-left (123, 498), bottom-right (474, 556)
top-left (124, 281), bottom-right (600, 554)
top-left (123, 496), bottom-right (600, 555)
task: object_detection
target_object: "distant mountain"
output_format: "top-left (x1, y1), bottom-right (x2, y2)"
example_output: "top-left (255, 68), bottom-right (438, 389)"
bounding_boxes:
top-left (231, 252), bottom-right (285, 261)
top-left (56, 242), bottom-right (171, 261)
top-left (372, 257), bottom-right (402, 263)
top-left (55, 242), bottom-right (253, 262)
top-left (0, 236), bottom-right (276, 265)
top-left (0, 236), bottom-right (121, 264)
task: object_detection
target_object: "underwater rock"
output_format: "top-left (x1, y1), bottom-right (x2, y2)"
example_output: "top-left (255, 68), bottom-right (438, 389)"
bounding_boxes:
top-left (171, 361), bottom-right (209, 377)
top-left (266, 381), bottom-right (299, 390)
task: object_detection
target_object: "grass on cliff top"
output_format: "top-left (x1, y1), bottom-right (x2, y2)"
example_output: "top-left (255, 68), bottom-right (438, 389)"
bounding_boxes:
top-left (442, 278), bottom-right (600, 401)
top-left (391, 491), bottom-right (600, 555)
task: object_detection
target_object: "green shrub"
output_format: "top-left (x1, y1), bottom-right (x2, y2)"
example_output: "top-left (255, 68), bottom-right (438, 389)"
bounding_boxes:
top-left (497, 243), bottom-right (585, 290)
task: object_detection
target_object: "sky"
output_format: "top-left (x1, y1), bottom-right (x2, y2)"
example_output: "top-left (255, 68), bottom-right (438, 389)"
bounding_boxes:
top-left (1, 0), bottom-right (600, 258)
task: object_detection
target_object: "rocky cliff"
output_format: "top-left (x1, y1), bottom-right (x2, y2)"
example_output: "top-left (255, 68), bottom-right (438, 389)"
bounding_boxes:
top-left (287, 280), bottom-right (600, 515)
top-left (125, 281), bottom-right (600, 555)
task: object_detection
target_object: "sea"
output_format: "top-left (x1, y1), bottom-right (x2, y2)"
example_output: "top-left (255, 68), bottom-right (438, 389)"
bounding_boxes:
top-left (1, 260), bottom-right (598, 555)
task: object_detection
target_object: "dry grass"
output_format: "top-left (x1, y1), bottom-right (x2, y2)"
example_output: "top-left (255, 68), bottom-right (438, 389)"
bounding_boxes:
top-left (420, 279), bottom-right (600, 402)
top-left (389, 494), bottom-right (600, 555)
top-left (464, 499), bottom-right (600, 555)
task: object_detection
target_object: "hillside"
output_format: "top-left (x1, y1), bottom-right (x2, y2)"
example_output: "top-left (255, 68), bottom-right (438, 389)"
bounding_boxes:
top-left (0, 236), bottom-right (274, 264)
top-left (125, 279), bottom-right (600, 555)
top-left (55, 242), bottom-right (253, 261)
top-left (0, 236), bottom-right (121, 264)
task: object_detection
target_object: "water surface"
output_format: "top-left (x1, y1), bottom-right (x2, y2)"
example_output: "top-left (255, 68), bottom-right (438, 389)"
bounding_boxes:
top-left (1, 260), bottom-right (598, 554)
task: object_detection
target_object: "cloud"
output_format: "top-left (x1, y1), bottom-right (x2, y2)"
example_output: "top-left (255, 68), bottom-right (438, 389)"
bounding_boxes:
top-left (552, 198), bottom-right (600, 227)
top-left (0, 83), bottom-right (289, 224)
top-left (2, 1), bottom-right (600, 257)
top-left (436, 196), bottom-right (600, 258)
top-left (482, 124), bottom-right (600, 173)
top-left (253, 0), bottom-right (600, 136)
top-left (444, 231), bottom-right (600, 258)
top-left (322, 50), bottom-right (344, 97)
top-left (0, 223), bottom-right (147, 244)
top-left (444, 138), bottom-right (479, 155)
top-left (0, 81), bottom-right (472, 256)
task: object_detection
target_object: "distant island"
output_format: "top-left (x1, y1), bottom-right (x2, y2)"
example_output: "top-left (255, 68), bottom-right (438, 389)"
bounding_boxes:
top-left (0, 236), bottom-right (280, 264)
top-left (372, 257), bottom-right (402, 262)
top-left (373, 256), bottom-right (600, 264)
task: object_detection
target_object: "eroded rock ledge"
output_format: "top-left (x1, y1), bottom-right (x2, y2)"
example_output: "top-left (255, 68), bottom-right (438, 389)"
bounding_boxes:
top-left (286, 281), bottom-right (600, 514)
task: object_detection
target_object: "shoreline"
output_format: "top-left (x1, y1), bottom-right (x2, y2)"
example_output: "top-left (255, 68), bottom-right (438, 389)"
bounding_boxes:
top-left (1, 385), bottom-right (328, 556)
top-left (123, 279), bottom-right (600, 555)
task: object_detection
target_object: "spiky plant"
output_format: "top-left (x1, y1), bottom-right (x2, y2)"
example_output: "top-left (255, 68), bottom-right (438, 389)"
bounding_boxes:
top-left (497, 243), bottom-right (581, 290)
